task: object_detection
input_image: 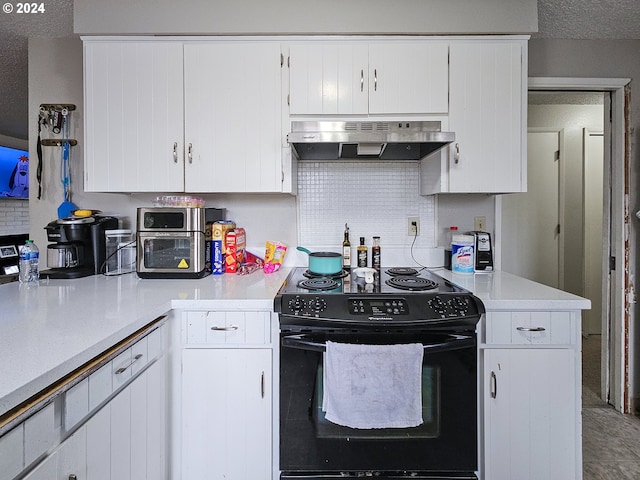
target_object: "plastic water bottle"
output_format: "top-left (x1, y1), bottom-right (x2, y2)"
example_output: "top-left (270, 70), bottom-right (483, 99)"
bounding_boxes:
top-left (19, 240), bottom-right (40, 284)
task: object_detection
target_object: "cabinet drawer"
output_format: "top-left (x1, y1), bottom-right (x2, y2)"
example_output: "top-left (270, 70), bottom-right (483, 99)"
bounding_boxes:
top-left (184, 311), bottom-right (271, 345)
top-left (64, 378), bottom-right (89, 431)
top-left (484, 311), bottom-right (577, 345)
top-left (0, 424), bottom-right (24, 479)
top-left (24, 402), bottom-right (59, 466)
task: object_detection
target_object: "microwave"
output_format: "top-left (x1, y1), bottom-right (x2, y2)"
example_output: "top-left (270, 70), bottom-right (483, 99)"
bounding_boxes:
top-left (136, 207), bottom-right (207, 279)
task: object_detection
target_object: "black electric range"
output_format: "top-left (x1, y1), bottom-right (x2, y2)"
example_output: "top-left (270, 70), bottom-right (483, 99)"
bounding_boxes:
top-left (274, 266), bottom-right (484, 330)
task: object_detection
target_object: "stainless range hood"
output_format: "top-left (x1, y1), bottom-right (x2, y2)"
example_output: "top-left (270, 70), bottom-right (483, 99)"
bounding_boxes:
top-left (287, 121), bottom-right (454, 161)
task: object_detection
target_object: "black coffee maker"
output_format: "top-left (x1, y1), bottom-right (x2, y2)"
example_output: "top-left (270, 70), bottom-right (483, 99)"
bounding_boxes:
top-left (41, 215), bottom-right (118, 279)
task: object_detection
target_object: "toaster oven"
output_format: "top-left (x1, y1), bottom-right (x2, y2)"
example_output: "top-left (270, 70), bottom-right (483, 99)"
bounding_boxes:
top-left (136, 207), bottom-right (207, 278)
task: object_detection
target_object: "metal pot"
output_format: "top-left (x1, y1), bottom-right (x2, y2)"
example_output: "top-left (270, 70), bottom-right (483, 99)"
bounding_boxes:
top-left (296, 246), bottom-right (343, 275)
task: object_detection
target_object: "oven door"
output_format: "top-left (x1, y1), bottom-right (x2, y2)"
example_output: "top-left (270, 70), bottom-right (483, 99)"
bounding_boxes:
top-left (136, 231), bottom-right (206, 277)
top-left (279, 329), bottom-right (477, 479)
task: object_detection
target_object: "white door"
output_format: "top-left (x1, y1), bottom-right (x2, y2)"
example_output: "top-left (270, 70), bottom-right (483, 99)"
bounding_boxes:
top-left (483, 348), bottom-right (577, 480)
top-left (502, 130), bottom-right (561, 288)
top-left (583, 129), bottom-right (604, 335)
top-left (289, 42), bottom-right (369, 114)
top-left (182, 348), bottom-right (272, 480)
top-left (184, 42), bottom-right (283, 192)
top-left (368, 42), bottom-right (448, 114)
top-left (448, 41), bottom-right (524, 193)
top-left (84, 41), bottom-right (185, 192)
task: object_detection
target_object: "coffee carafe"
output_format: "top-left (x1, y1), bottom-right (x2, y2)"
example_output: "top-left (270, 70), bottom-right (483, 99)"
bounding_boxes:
top-left (42, 215), bottom-right (118, 279)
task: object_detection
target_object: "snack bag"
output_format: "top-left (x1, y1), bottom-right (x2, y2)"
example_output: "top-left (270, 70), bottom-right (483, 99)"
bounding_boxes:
top-left (224, 227), bottom-right (246, 273)
top-left (264, 241), bottom-right (287, 273)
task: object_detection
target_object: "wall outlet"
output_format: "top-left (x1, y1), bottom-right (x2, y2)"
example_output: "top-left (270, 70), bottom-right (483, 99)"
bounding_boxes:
top-left (408, 217), bottom-right (420, 236)
top-left (474, 216), bottom-right (487, 231)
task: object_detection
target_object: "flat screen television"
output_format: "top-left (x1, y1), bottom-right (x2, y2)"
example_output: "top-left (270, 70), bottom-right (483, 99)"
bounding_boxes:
top-left (0, 145), bottom-right (29, 199)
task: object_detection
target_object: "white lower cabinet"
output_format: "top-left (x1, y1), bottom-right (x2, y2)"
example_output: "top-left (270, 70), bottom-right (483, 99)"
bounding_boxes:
top-left (481, 311), bottom-right (581, 480)
top-left (180, 310), bottom-right (273, 480)
top-left (4, 321), bottom-right (168, 480)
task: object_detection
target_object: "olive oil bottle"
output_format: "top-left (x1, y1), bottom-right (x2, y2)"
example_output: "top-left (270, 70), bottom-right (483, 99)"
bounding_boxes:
top-left (342, 223), bottom-right (351, 270)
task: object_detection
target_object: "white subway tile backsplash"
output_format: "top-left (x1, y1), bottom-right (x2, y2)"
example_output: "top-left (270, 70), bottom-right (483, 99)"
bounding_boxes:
top-left (297, 162), bottom-right (435, 248)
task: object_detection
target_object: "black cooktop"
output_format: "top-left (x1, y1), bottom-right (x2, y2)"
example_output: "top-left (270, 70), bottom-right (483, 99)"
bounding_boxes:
top-left (279, 266), bottom-right (463, 295)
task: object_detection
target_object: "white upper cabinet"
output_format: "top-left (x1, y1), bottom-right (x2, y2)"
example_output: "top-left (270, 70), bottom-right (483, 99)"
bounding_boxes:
top-left (289, 43), bottom-right (369, 115)
top-left (288, 41), bottom-right (449, 115)
top-left (421, 39), bottom-right (527, 194)
top-left (84, 39), bottom-right (288, 193)
top-left (368, 42), bottom-right (449, 114)
top-left (183, 42), bottom-right (283, 192)
top-left (84, 41), bottom-right (185, 192)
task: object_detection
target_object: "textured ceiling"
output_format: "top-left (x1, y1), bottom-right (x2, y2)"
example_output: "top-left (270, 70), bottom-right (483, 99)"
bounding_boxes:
top-left (0, 0), bottom-right (639, 140)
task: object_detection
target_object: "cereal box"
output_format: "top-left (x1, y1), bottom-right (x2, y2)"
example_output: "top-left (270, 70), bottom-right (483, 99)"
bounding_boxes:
top-left (212, 221), bottom-right (236, 274)
top-left (224, 227), bottom-right (246, 273)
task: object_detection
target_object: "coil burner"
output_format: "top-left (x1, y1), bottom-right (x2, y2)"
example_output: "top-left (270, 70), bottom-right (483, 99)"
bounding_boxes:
top-left (386, 267), bottom-right (420, 276)
top-left (385, 275), bottom-right (438, 291)
top-left (298, 278), bottom-right (340, 291)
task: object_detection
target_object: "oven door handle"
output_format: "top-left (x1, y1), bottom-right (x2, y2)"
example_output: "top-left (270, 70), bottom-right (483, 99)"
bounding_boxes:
top-left (281, 334), bottom-right (476, 353)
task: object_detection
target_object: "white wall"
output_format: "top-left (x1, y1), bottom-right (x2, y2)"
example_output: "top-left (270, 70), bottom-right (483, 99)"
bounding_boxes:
top-left (74, 0), bottom-right (537, 36)
top-left (529, 38), bottom-right (640, 405)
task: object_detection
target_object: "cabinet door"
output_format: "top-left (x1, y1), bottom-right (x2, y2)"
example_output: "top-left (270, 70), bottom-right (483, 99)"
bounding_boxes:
top-left (184, 42), bottom-right (283, 192)
top-left (182, 348), bottom-right (272, 480)
top-left (448, 41), bottom-right (525, 192)
top-left (24, 426), bottom-right (87, 480)
top-left (369, 42), bottom-right (449, 114)
top-left (483, 348), bottom-right (578, 480)
top-left (84, 41), bottom-right (185, 192)
top-left (289, 43), bottom-right (369, 114)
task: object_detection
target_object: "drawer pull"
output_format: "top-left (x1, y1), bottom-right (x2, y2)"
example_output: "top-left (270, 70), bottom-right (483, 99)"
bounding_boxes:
top-left (115, 353), bottom-right (143, 375)
top-left (516, 326), bottom-right (546, 332)
top-left (210, 325), bottom-right (239, 331)
top-left (490, 371), bottom-right (497, 399)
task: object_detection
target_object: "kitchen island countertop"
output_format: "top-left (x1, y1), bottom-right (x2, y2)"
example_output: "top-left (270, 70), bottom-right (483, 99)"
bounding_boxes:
top-left (435, 269), bottom-right (591, 310)
top-left (0, 269), bottom-right (290, 419)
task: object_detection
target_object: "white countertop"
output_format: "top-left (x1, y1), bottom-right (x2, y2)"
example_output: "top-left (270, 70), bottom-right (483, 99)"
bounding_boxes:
top-left (0, 266), bottom-right (589, 419)
top-left (0, 268), bottom-right (290, 418)
top-left (435, 269), bottom-right (591, 310)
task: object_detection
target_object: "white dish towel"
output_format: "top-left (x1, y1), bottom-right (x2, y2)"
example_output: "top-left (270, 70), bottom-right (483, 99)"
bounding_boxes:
top-left (322, 341), bottom-right (424, 429)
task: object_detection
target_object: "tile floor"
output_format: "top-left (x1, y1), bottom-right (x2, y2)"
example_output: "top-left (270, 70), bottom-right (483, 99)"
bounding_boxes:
top-left (582, 335), bottom-right (640, 479)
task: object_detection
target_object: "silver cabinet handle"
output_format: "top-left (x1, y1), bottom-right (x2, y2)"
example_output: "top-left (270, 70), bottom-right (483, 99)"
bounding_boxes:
top-left (173, 142), bottom-right (178, 163)
top-left (490, 371), bottom-right (497, 399)
top-left (374, 69), bottom-right (378, 91)
top-left (187, 143), bottom-right (193, 164)
top-left (115, 354), bottom-right (143, 375)
top-left (360, 69), bottom-right (364, 92)
top-left (261, 371), bottom-right (265, 398)
top-left (69, 475), bottom-right (77, 480)
top-left (454, 143), bottom-right (460, 164)
top-left (210, 325), bottom-right (239, 331)
top-left (516, 326), bottom-right (547, 332)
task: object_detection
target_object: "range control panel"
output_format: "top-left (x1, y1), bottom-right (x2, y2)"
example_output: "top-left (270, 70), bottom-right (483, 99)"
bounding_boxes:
top-left (281, 293), bottom-right (480, 321)
top-left (348, 298), bottom-right (409, 316)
